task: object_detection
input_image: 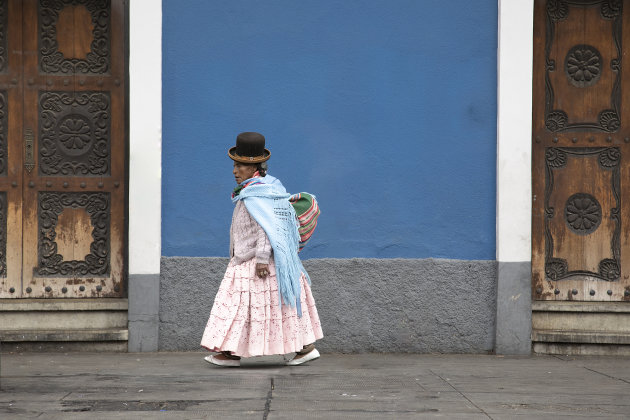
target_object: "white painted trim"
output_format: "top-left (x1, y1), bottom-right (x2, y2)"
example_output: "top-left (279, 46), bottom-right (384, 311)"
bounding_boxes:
top-left (496, 0), bottom-right (534, 263)
top-left (128, 0), bottom-right (162, 274)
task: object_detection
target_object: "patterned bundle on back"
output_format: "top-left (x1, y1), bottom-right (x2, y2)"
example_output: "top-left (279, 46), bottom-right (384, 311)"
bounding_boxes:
top-left (289, 193), bottom-right (320, 252)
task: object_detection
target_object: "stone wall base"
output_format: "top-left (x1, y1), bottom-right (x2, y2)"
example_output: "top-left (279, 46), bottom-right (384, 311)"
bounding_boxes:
top-left (160, 257), bottom-right (498, 353)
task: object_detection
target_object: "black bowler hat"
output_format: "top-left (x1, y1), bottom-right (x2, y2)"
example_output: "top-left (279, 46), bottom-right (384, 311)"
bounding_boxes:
top-left (228, 132), bottom-right (271, 163)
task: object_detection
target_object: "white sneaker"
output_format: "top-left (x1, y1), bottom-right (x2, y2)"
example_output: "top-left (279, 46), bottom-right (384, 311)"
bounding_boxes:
top-left (204, 354), bottom-right (240, 367)
top-left (286, 348), bottom-right (320, 366)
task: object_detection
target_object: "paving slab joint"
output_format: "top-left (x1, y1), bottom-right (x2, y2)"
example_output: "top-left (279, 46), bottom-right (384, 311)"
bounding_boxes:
top-left (263, 377), bottom-right (274, 420)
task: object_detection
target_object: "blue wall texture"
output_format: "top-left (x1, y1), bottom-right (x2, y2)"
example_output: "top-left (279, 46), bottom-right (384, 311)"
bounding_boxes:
top-left (162, 0), bottom-right (497, 260)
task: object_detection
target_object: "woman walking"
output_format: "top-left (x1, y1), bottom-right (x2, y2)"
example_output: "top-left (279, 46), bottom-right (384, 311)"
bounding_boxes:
top-left (201, 132), bottom-right (323, 367)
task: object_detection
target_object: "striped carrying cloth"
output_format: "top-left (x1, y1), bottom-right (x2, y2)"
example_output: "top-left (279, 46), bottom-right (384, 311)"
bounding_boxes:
top-left (289, 193), bottom-right (320, 252)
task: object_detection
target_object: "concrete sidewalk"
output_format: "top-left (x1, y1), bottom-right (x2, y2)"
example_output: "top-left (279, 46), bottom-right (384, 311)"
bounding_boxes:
top-left (0, 352), bottom-right (629, 419)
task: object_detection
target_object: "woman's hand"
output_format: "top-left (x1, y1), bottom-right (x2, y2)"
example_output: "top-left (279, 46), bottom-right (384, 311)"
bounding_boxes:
top-left (256, 263), bottom-right (269, 278)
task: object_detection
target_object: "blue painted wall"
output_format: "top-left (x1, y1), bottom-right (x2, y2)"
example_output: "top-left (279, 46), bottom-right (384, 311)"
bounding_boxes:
top-left (162, 0), bottom-right (497, 260)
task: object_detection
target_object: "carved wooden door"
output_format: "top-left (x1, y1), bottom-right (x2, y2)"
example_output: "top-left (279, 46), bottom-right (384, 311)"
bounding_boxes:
top-left (0, 0), bottom-right (126, 298)
top-left (533, 0), bottom-right (630, 302)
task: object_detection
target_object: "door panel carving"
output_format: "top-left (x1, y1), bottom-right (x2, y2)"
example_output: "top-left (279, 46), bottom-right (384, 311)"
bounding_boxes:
top-left (37, 191), bottom-right (110, 277)
top-left (39, 91), bottom-right (110, 175)
top-left (39, 0), bottom-right (111, 74)
top-left (533, 0), bottom-right (630, 301)
top-left (544, 0), bottom-right (623, 132)
top-left (544, 148), bottom-right (620, 282)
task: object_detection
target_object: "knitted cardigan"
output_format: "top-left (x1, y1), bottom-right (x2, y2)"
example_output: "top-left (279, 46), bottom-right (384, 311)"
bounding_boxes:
top-left (232, 174), bottom-right (309, 316)
top-left (229, 200), bottom-right (272, 265)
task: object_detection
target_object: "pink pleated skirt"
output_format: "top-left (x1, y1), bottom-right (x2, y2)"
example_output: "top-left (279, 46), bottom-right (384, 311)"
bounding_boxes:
top-left (200, 257), bottom-right (324, 357)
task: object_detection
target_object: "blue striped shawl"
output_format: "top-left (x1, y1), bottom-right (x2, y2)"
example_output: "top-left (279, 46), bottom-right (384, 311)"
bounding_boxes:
top-left (232, 174), bottom-right (309, 316)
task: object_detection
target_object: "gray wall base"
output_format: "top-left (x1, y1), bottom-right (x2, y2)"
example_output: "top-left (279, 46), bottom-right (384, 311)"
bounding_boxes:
top-left (160, 257), bottom-right (497, 353)
top-left (128, 274), bottom-right (160, 352)
top-left (495, 261), bottom-right (531, 355)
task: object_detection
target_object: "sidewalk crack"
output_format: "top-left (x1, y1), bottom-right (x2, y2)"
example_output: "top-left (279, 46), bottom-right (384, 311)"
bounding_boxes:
top-left (430, 369), bottom-right (494, 420)
top-left (262, 377), bottom-right (274, 420)
top-left (584, 367), bottom-right (630, 385)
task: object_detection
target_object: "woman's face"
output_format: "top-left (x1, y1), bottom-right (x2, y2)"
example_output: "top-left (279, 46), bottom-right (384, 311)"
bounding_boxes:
top-left (233, 162), bottom-right (257, 184)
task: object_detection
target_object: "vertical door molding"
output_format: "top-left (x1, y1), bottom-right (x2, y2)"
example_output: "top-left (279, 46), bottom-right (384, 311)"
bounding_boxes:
top-left (0, 0), bottom-right (24, 297)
